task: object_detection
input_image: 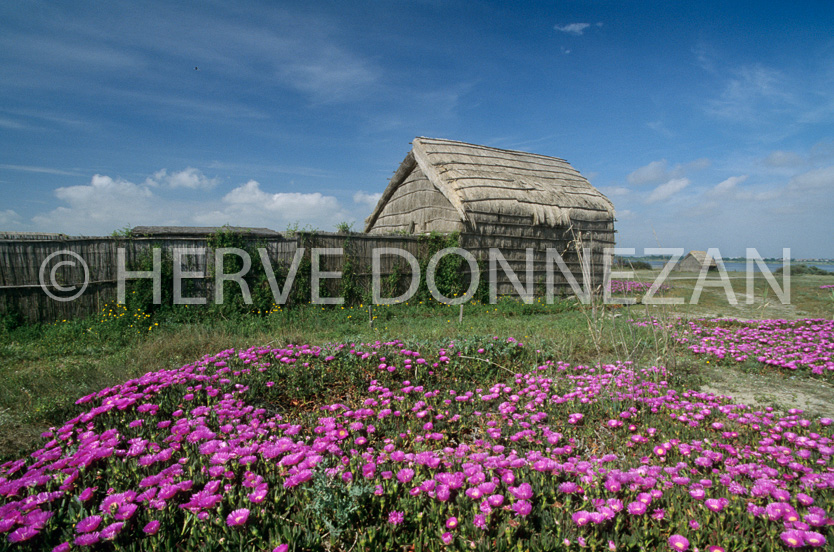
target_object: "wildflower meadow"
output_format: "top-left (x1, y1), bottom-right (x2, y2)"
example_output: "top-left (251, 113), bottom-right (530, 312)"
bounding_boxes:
top-left (2, 331), bottom-right (833, 551)
top-left (1, 273), bottom-right (833, 551)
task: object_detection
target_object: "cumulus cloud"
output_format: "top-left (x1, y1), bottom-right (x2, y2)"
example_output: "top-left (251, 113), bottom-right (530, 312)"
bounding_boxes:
top-left (0, 209), bottom-right (23, 228)
top-left (353, 190), bottom-right (382, 209)
top-left (191, 180), bottom-right (351, 231)
top-left (646, 178), bottom-right (689, 203)
top-left (628, 158), bottom-right (710, 186)
top-left (31, 174), bottom-right (157, 234)
top-left (145, 167), bottom-right (219, 189)
top-left (26, 167), bottom-right (360, 235)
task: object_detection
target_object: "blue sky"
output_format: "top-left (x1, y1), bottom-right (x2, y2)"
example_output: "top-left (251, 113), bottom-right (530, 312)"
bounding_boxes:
top-left (1, 0), bottom-right (832, 258)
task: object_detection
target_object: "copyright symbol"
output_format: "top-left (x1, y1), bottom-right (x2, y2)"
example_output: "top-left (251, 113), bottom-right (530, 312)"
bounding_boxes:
top-left (39, 250), bottom-right (90, 302)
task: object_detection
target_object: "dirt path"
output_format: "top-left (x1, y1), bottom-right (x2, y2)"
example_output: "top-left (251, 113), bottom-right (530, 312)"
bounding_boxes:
top-left (698, 363), bottom-right (834, 419)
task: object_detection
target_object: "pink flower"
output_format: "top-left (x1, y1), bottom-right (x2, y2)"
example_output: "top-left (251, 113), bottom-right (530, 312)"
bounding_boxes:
top-left (8, 526), bottom-right (40, 543)
top-left (803, 532), bottom-right (826, 548)
top-left (668, 535), bottom-right (690, 551)
top-left (74, 532), bottom-right (101, 546)
top-left (441, 532), bottom-right (453, 545)
top-left (388, 511), bottom-right (404, 525)
top-left (513, 500), bottom-right (532, 517)
top-left (627, 501), bottom-right (647, 515)
top-left (76, 515), bottom-right (102, 533)
top-left (572, 510), bottom-right (591, 526)
top-left (226, 508), bottom-right (250, 527)
top-left (143, 520), bottom-right (161, 535)
top-left (779, 530), bottom-right (805, 548)
top-left (397, 468), bottom-right (414, 484)
top-left (473, 514), bottom-right (487, 530)
top-left (446, 517), bottom-right (458, 530)
top-left (100, 522), bottom-right (124, 540)
top-left (509, 483), bottom-right (533, 500)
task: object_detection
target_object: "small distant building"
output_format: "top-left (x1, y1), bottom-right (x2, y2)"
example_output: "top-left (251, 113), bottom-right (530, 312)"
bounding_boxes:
top-left (677, 250), bottom-right (719, 272)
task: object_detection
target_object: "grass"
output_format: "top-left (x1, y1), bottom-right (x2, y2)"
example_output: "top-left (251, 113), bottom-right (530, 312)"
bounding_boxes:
top-left (0, 271), bottom-right (831, 464)
top-left (0, 272), bottom-right (833, 551)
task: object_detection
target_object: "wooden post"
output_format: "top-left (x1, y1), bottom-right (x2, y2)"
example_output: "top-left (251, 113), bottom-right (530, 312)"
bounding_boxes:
top-left (369, 304), bottom-right (373, 328)
top-left (459, 303), bottom-right (463, 324)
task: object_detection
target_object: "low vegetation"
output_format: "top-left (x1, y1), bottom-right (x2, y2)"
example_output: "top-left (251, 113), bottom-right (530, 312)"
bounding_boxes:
top-left (0, 270), bottom-right (832, 550)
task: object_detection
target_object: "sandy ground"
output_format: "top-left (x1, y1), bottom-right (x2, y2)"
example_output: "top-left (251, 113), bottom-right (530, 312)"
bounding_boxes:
top-left (698, 362), bottom-right (834, 419)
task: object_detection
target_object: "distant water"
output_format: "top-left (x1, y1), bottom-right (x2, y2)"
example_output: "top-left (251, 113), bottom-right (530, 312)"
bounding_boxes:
top-left (646, 260), bottom-right (834, 273)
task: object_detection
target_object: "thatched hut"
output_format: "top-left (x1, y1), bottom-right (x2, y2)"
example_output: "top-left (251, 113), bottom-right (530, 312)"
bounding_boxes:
top-left (676, 250), bottom-right (719, 272)
top-left (364, 137), bottom-right (616, 294)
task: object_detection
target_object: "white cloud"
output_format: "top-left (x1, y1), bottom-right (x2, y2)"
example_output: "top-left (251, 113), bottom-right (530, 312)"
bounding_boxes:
top-left (191, 180), bottom-right (351, 231)
top-left (353, 190), bottom-right (382, 209)
top-left (787, 166), bottom-right (834, 191)
top-left (710, 175), bottom-right (749, 196)
top-left (628, 158), bottom-right (709, 186)
top-left (0, 209), bottom-right (23, 228)
top-left (29, 174), bottom-right (358, 235)
top-left (145, 167), bottom-right (218, 189)
top-left (646, 178), bottom-right (689, 203)
top-left (554, 23), bottom-right (591, 35)
top-left (628, 160), bottom-right (668, 185)
top-left (32, 174), bottom-right (157, 234)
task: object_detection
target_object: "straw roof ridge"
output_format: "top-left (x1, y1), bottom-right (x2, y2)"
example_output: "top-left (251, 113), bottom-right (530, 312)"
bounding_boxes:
top-left (365, 137), bottom-right (615, 232)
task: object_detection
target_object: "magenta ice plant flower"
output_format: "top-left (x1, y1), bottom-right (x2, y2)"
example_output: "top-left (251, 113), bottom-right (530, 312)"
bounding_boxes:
top-left (76, 515), bottom-right (102, 533)
top-left (512, 500), bottom-right (532, 517)
top-left (780, 530), bottom-right (805, 548)
top-left (572, 510), bottom-right (591, 526)
top-left (226, 508), bottom-right (250, 527)
top-left (473, 514), bottom-right (487, 530)
top-left (74, 532), bottom-right (101, 546)
top-left (143, 520), bottom-right (161, 535)
top-left (388, 511), bottom-right (404, 525)
top-left (668, 535), bottom-right (690, 551)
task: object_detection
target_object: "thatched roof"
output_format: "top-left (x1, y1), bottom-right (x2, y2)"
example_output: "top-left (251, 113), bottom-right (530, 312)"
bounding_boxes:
top-left (684, 250), bottom-right (717, 267)
top-left (364, 137), bottom-right (614, 232)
